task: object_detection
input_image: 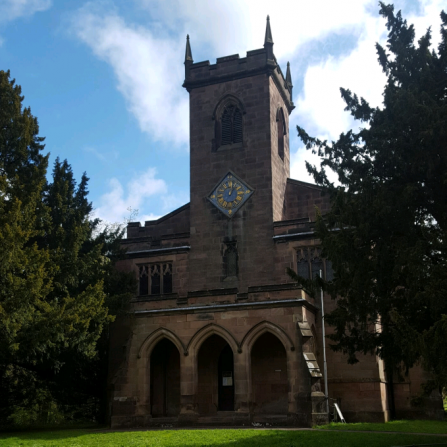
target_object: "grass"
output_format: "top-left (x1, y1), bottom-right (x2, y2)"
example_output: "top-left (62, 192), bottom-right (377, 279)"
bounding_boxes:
top-left (317, 419), bottom-right (447, 434)
top-left (0, 425), bottom-right (446, 447)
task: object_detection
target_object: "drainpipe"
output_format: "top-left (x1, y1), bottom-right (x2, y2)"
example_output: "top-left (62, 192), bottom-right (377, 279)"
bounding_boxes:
top-left (320, 270), bottom-right (329, 418)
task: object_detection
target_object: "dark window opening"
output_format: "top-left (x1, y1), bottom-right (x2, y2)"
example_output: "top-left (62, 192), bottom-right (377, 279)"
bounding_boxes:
top-left (221, 105), bottom-right (243, 146)
top-left (296, 248), bottom-right (332, 281)
top-left (325, 260), bottom-right (334, 281)
top-left (163, 263), bottom-right (173, 294)
top-left (297, 247), bottom-right (309, 279)
top-left (297, 259), bottom-right (310, 279)
top-left (150, 264), bottom-right (161, 295)
top-left (277, 108), bottom-right (286, 160)
top-left (139, 263), bottom-right (173, 296)
top-left (311, 258), bottom-right (323, 280)
top-left (139, 265), bottom-right (149, 295)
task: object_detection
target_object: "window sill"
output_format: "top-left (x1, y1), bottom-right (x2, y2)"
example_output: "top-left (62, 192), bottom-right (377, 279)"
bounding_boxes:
top-left (132, 293), bottom-right (178, 302)
top-left (216, 142), bottom-right (243, 151)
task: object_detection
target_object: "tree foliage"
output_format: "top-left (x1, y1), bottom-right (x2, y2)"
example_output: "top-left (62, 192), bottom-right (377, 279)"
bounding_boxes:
top-left (0, 70), bottom-right (136, 425)
top-left (296, 4), bottom-right (447, 391)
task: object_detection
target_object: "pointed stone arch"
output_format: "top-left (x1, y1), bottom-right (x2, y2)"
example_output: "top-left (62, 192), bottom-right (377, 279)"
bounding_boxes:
top-left (187, 323), bottom-right (241, 356)
top-left (241, 320), bottom-right (295, 354)
top-left (212, 93), bottom-right (246, 121)
top-left (212, 94), bottom-right (246, 151)
top-left (242, 321), bottom-right (297, 415)
top-left (137, 327), bottom-right (187, 359)
top-left (135, 328), bottom-right (185, 417)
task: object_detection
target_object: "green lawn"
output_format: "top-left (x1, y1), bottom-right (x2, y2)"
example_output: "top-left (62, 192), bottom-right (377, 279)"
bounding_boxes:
top-left (0, 426), bottom-right (446, 447)
top-left (318, 419), bottom-right (447, 434)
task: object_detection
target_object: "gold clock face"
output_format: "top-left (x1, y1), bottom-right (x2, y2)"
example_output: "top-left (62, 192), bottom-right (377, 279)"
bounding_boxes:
top-left (208, 172), bottom-right (254, 218)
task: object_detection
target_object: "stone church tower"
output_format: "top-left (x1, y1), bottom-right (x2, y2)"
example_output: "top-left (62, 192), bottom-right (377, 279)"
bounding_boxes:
top-left (108, 17), bottom-right (441, 428)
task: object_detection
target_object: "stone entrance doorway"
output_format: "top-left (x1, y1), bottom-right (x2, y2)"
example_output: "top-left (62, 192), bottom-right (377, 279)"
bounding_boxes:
top-left (251, 332), bottom-right (288, 414)
top-left (150, 338), bottom-right (180, 417)
top-left (218, 344), bottom-right (234, 411)
top-left (197, 335), bottom-right (234, 414)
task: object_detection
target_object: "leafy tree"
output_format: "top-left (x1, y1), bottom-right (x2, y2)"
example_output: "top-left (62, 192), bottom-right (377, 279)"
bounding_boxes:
top-left (0, 70), bottom-right (136, 425)
top-left (294, 3), bottom-right (447, 411)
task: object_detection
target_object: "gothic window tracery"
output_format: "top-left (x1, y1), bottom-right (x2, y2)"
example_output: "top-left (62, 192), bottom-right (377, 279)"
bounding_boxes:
top-left (138, 263), bottom-right (173, 296)
top-left (296, 247), bottom-right (332, 281)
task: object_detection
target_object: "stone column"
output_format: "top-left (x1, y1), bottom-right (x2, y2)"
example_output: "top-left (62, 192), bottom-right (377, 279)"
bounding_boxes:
top-left (178, 351), bottom-right (199, 424)
top-left (234, 348), bottom-right (250, 414)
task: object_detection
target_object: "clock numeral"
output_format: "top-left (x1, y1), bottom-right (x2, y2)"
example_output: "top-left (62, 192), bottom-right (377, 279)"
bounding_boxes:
top-left (236, 196), bottom-right (242, 202)
top-left (237, 190), bottom-right (244, 195)
top-left (217, 194), bottom-right (223, 198)
top-left (218, 198), bottom-right (224, 205)
top-left (228, 202), bottom-right (233, 208)
top-left (222, 201), bottom-right (228, 208)
top-left (222, 183), bottom-right (228, 189)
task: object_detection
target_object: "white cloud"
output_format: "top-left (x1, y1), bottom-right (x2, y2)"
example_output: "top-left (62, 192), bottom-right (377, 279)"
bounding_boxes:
top-left (70, 0), bottom-right (377, 149)
top-left (408, 0), bottom-right (445, 48)
top-left (94, 168), bottom-right (167, 224)
top-left (0, 0), bottom-right (51, 23)
top-left (70, 0), bottom-right (444, 190)
top-left (161, 192), bottom-right (189, 214)
top-left (290, 12), bottom-right (387, 183)
top-left (83, 146), bottom-right (118, 163)
top-left (136, 0), bottom-right (375, 60)
top-left (294, 14), bottom-right (387, 141)
top-left (71, 5), bottom-right (189, 147)
top-left (289, 1), bottom-right (444, 184)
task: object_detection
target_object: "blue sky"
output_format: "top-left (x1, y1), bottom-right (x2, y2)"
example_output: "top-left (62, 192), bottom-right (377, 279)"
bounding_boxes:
top-left (0, 0), bottom-right (444, 225)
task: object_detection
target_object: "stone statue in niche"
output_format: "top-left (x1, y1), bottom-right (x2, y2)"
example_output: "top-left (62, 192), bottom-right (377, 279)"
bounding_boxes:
top-left (223, 241), bottom-right (238, 279)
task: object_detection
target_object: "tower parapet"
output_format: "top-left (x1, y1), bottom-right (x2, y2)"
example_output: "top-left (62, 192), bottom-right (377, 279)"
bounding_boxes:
top-left (183, 17), bottom-right (294, 113)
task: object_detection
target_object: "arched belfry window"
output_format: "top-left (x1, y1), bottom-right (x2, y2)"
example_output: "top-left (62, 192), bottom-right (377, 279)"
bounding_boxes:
top-left (212, 95), bottom-right (245, 151)
top-left (277, 107), bottom-right (286, 160)
top-left (221, 105), bottom-right (242, 146)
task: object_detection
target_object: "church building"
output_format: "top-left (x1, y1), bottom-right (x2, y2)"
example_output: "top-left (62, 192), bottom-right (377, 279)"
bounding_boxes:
top-left (108, 17), bottom-right (442, 427)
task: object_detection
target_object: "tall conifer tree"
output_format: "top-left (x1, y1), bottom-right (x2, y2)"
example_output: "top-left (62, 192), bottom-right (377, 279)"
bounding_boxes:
top-left (0, 70), bottom-right (135, 425)
top-left (295, 4), bottom-right (447, 406)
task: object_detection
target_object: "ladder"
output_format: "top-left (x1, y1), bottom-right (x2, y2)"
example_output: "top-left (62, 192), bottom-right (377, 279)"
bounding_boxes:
top-left (334, 403), bottom-right (346, 423)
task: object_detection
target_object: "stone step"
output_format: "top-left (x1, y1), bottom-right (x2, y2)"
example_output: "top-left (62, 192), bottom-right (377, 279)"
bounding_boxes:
top-left (252, 414), bottom-right (290, 425)
top-left (149, 416), bottom-right (178, 427)
top-left (197, 412), bottom-right (250, 426)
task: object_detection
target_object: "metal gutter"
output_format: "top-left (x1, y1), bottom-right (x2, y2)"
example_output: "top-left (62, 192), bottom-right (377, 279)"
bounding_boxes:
top-left (127, 246), bottom-right (190, 255)
top-left (132, 298), bottom-right (317, 316)
top-left (272, 231), bottom-right (315, 240)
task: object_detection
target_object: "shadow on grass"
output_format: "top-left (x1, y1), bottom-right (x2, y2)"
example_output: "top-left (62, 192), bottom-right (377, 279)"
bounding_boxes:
top-left (317, 419), bottom-right (447, 434)
top-left (1, 428), bottom-right (447, 447)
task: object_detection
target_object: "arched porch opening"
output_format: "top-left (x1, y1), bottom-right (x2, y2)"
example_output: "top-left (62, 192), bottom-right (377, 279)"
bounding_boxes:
top-left (197, 334), bottom-right (234, 414)
top-left (150, 338), bottom-right (180, 417)
top-left (251, 332), bottom-right (288, 414)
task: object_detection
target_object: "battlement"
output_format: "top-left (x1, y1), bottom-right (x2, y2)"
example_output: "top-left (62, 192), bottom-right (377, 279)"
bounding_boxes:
top-left (189, 48), bottom-right (267, 77)
top-left (183, 48), bottom-right (293, 111)
top-left (182, 17), bottom-right (294, 111)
